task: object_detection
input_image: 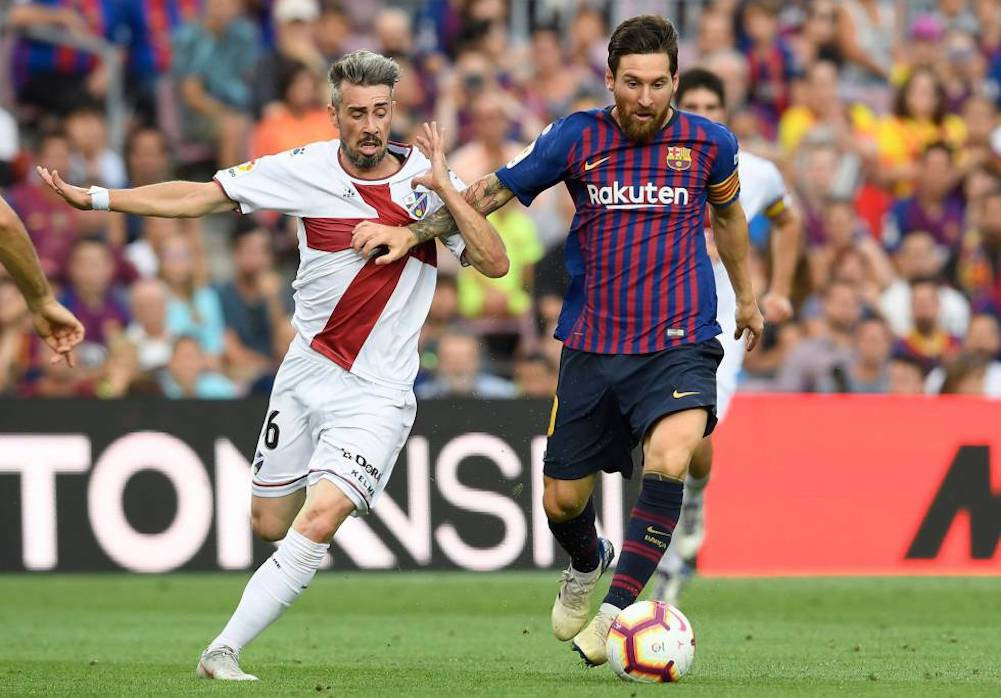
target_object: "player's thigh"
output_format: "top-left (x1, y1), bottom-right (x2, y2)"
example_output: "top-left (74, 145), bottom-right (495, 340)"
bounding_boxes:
top-left (617, 339), bottom-right (724, 472)
top-left (251, 355), bottom-right (316, 501)
top-left (542, 473), bottom-right (599, 521)
top-left (251, 490), bottom-right (305, 542)
top-left (305, 377), bottom-right (417, 516)
top-left (544, 348), bottom-right (634, 481)
top-left (643, 409), bottom-right (709, 479)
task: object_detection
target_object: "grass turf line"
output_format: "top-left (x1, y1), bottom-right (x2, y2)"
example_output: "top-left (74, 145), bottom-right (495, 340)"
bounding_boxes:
top-left (1, 573), bottom-right (998, 696)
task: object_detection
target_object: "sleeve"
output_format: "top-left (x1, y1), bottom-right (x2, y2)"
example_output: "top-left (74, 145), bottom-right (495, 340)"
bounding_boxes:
top-left (761, 161), bottom-right (791, 220)
top-left (706, 123), bottom-right (741, 208)
top-left (213, 151), bottom-right (302, 215)
top-left (494, 118), bottom-right (573, 207)
top-left (420, 170), bottom-right (469, 265)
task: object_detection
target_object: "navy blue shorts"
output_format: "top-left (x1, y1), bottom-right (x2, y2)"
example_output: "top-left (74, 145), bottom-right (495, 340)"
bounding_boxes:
top-left (543, 339), bottom-right (724, 481)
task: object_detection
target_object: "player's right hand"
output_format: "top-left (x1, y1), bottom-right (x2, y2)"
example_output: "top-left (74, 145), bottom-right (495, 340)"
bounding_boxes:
top-left (411, 121), bottom-right (454, 196)
top-left (36, 167), bottom-right (93, 210)
top-left (351, 220), bottom-right (415, 266)
top-left (30, 296), bottom-right (85, 367)
top-left (735, 299), bottom-right (765, 352)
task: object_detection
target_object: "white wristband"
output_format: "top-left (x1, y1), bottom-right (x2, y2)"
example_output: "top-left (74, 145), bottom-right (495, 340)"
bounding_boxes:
top-left (87, 185), bottom-right (110, 211)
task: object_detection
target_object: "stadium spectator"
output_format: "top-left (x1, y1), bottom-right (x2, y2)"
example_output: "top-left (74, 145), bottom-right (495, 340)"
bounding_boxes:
top-left (373, 6), bottom-right (414, 57)
top-left (64, 102), bottom-right (127, 190)
top-left (58, 236), bottom-right (129, 349)
top-left (887, 349), bottom-right (930, 394)
top-left (215, 224), bottom-right (294, 389)
top-left (416, 328), bottom-right (517, 399)
top-left (740, 0), bottom-right (796, 129)
top-left (160, 335), bottom-right (237, 398)
top-left (835, 0), bottom-right (895, 102)
top-left (950, 186), bottom-right (1001, 313)
top-left (876, 67), bottom-right (967, 196)
top-left (818, 315), bottom-right (892, 393)
top-left (884, 142), bottom-right (965, 248)
top-left (158, 232), bottom-right (225, 364)
top-left (171, 0), bottom-right (260, 167)
top-left (251, 60), bottom-right (335, 158)
top-left (897, 277), bottom-right (962, 365)
top-left (512, 352), bottom-right (557, 398)
top-left (774, 280), bottom-right (860, 392)
top-left (957, 95), bottom-right (1001, 180)
top-left (519, 24), bottom-right (603, 124)
top-left (448, 93), bottom-right (522, 189)
top-left (808, 197), bottom-right (892, 295)
top-left (251, 0), bottom-right (325, 118)
top-left (937, 352), bottom-right (989, 394)
top-left (925, 312), bottom-right (1001, 395)
top-left (7, 132), bottom-right (105, 278)
top-left (125, 278), bottom-right (174, 375)
top-left (880, 231), bottom-right (971, 338)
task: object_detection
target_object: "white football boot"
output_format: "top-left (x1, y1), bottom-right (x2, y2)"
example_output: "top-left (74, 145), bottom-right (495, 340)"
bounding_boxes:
top-left (551, 538), bottom-right (616, 640)
top-left (196, 646), bottom-right (259, 681)
top-left (571, 605), bottom-right (618, 666)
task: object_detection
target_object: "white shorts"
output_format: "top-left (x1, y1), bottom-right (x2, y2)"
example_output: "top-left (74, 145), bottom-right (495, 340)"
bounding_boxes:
top-left (250, 336), bottom-right (417, 514)
top-left (713, 260), bottom-right (744, 422)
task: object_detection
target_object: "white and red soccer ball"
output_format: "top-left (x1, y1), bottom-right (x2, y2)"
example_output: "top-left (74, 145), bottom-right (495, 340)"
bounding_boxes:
top-left (606, 600), bottom-right (696, 683)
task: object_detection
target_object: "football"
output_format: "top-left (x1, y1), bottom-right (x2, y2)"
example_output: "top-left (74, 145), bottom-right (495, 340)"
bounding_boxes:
top-left (606, 600), bottom-right (696, 683)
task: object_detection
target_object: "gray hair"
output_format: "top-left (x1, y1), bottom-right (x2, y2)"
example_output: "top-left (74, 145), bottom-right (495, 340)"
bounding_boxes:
top-left (328, 50), bottom-right (400, 107)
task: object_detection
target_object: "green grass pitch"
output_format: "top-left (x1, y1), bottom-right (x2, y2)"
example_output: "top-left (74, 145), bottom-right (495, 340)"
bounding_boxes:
top-left (1, 573), bottom-right (999, 696)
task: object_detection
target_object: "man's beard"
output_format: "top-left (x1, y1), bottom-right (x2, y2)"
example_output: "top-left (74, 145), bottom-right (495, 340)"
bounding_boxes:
top-left (342, 137), bottom-right (387, 170)
top-left (615, 100), bottom-right (672, 143)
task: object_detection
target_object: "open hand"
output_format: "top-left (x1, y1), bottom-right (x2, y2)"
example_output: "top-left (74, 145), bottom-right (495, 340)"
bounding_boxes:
top-left (36, 167), bottom-right (92, 210)
top-left (411, 121), bottom-right (454, 196)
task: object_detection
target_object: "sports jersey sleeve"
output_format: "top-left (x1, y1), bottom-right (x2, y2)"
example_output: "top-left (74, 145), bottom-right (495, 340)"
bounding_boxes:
top-left (213, 152), bottom-right (302, 215)
top-left (494, 118), bottom-right (573, 206)
top-left (760, 159), bottom-right (791, 220)
top-left (420, 170), bottom-right (468, 264)
top-left (706, 124), bottom-right (741, 208)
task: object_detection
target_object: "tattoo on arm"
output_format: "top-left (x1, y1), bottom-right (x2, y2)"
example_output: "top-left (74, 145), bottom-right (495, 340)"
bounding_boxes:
top-left (410, 174), bottom-right (514, 244)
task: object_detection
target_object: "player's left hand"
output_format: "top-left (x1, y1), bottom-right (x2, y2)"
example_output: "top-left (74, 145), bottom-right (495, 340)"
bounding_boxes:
top-left (30, 297), bottom-right (85, 366)
top-left (351, 220), bottom-right (415, 266)
top-left (760, 291), bottom-right (793, 324)
top-left (735, 299), bottom-right (765, 352)
top-left (411, 121), bottom-right (454, 196)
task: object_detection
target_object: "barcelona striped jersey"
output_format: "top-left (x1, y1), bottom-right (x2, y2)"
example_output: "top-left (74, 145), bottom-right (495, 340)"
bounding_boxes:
top-left (495, 107), bottom-right (741, 355)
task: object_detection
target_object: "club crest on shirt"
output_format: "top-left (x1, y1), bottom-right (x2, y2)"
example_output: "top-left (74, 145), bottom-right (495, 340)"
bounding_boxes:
top-left (226, 159), bottom-right (257, 178)
top-left (403, 190), bottom-right (429, 218)
top-left (666, 146), bottom-right (692, 171)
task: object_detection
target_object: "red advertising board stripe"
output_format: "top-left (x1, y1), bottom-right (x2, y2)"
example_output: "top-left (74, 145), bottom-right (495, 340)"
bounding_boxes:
top-left (702, 395), bottom-right (1001, 576)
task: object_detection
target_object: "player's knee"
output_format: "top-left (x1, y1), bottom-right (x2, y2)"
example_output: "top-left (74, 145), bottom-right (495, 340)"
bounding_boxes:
top-left (645, 439), bottom-right (698, 480)
top-left (294, 490), bottom-right (356, 543)
top-left (251, 508), bottom-right (290, 543)
top-left (543, 483), bottom-right (587, 522)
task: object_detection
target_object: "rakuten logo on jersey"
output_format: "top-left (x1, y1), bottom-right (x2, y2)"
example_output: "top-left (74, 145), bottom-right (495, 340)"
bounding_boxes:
top-left (585, 181), bottom-right (690, 209)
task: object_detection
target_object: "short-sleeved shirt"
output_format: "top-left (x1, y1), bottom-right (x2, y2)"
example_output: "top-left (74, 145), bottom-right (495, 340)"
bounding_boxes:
top-left (213, 141), bottom-right (466, 390)
top-left (495, 107), bottom-right (740, 354)
top-left (171, 16), bottom-right (260, 110)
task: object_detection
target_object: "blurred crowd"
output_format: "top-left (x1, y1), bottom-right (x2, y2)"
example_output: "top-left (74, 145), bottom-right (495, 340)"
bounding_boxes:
top-left (1, 0), bottom-right (1001, 399)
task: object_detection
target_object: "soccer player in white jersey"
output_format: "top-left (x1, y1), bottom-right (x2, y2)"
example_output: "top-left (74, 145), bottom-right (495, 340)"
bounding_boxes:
top-left (38, 50), bottom-right (508, 681)
top-left (652, 67), bottom-right (802, 604)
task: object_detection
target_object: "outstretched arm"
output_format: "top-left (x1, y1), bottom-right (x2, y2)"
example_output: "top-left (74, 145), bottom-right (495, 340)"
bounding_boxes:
top-left (711, 200), bottom-right (764, 351)
top-left (36, 167), bottom-right (235, 218)
top-left (0, 197), bottom-right (84, 365)
top-left (351, 171), bottom-right (516, 265)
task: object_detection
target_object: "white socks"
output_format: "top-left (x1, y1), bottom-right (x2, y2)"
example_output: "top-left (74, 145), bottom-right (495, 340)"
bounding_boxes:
top-left (684, 473), bottom-right (710, 505)
top-left (210, 529), bottom-right (329, 653)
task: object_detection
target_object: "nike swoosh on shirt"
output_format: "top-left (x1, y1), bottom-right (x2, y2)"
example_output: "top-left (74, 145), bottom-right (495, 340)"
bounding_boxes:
top-left (583, 156), bottom-right (611, 171)
top-left (672, 390), bottom-right (700, 398)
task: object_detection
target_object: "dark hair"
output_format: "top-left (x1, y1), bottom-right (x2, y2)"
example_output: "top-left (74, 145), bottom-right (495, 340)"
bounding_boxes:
top-left (894, 67), bottom-right (946, 124)
top-left (328, 50), bottom-right (400, 107)
top-left (230, 218), bottom-right (270, 248)
top-left (676, 68), bottom-right (726, 110)
top-left (909, 274), bottom-right (941, 291)
top-left (68, 234), bottom-right (111, 258)
top-left (278, 59), bottom-right (314, 102)
top-left (922, 140), bottom-right (953, 161)
top-left (607, 15), bottom-right (679, 76)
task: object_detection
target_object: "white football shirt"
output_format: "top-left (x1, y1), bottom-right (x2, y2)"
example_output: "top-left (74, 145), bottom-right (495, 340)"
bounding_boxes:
top-left (214, 141), bottom-right (466, 391)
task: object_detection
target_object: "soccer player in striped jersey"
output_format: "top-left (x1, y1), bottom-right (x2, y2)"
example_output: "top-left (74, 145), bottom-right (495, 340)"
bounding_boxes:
top-left (352, 16), bottom-right (764, 667)
top-left (653, 68), bottom-right (801, 606)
